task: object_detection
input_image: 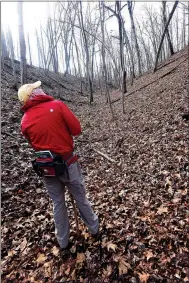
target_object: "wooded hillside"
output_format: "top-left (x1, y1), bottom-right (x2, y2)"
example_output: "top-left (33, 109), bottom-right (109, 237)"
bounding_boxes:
top-left (1, 1), bottom-right (189, 282)
top-left (1, 43), bottom-right (189, 282)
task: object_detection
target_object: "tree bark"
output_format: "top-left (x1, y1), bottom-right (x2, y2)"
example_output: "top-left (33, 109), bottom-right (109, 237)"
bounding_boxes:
top-left (123, 25), bottom-right (135, 82)
top-left (99, 1), bottom-right (115, 119)
top-left (18, 2), bottom-right (27, 84)
top-left (1, 30), bottom-right (9, 59)
top-left (27, 34), bottom-right (32, 66)
top-left (79, 1), bottom-right (93, 104)
top-left (127, 0), bottom-right (142, 76)
top-left (162, 1), bottom-right (174, 55)
top-left (7, 28), bottom-right (16, 80)
top-left (154, 1), bottom-right (178, 72)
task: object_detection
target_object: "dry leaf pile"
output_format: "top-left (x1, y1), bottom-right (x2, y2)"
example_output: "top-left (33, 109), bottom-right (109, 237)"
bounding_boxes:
top-left (1, 47), bottom-right (189, 282)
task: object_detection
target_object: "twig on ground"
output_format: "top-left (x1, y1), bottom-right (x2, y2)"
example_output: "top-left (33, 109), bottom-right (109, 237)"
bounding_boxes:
top-left (92, 148), bottom-right (116, 163)
top-left (1, 131), bottom-right (16, 139)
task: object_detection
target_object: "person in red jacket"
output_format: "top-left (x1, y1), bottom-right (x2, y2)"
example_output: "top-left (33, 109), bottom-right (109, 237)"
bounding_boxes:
top-left (18, 81), bottom-right (99, 256)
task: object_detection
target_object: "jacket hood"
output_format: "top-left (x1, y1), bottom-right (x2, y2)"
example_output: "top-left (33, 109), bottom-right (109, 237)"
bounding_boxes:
top-left (21, 93), bottom-right (54, 112)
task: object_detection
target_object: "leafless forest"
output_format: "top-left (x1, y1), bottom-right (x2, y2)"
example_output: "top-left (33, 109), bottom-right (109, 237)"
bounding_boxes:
top-left (1, 2), bottom-right (188, 99)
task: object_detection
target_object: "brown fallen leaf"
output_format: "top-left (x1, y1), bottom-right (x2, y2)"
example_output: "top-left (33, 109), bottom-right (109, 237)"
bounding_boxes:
top-left (118, 258), bottom-right (131, 276)
top-left (76, 252), bottom-right (86, 264)
top-left (83, 232), bottom-right (89, 239)
top-left (143, 201), bottom-right (150, 207)
top-left (157, 206), bottom-right (168, 214)
top-left (165, 177), bottom-right (172, 187)
top-left (103, 265), bottom-right (112, 277)
top-left (18, 237), bottom-right (27, 252)
top-left (106, 223), bottom-right (114, 229)
top-left (85, 250), bottom-right (91, 261)
top-left (44, 261), bottom-right (52, 278)
top-left (71, 268), bottom-right (76, 280)
top-left (36, 253), bottom-right (47, 265)
top-left (144, 250), bottom-right (154, 261)
top-left (64, 266), bottom-right (70, 276)
top-left (8, 250), bottom-right (16, 257)
top-left (106, 242), bottom-right (117, 252)
top-left (138, 272), bottom-right (150, 283)
top-left (51, 246), bottom-right (59, 256)
top-left (28, 276), bottom-right (39, 283)
top-left (172, 198), bottom-right (180, 203)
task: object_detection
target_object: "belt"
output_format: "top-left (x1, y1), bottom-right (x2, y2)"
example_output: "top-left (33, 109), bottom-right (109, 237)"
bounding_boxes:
top-left (53, 152), bottom-right (78, 166)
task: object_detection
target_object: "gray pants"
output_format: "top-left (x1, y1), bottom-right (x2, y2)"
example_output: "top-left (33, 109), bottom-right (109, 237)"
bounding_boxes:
top-left (43, 161), bottom-right (99, 248)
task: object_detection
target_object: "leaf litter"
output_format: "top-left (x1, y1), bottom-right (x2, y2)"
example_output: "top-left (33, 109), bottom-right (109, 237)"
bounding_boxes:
top-left (1, 48), bottom-right (189, 282)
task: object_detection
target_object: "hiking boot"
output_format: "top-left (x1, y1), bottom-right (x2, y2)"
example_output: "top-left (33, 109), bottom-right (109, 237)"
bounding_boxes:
top-left (91, 230), bottom-right (101, 241)
top-left (60, 241), bottom-right (74, 259)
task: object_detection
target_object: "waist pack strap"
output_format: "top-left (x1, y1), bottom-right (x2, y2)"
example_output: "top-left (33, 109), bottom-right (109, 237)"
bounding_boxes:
top-left (52, 152), bottom-right (78, 166)
top-left (66, 154), bottom-right (78, 166)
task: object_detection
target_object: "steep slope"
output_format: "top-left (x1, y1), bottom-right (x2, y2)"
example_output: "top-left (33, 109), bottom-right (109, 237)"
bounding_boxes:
top-left (1, 47), bottom-right (189, 282)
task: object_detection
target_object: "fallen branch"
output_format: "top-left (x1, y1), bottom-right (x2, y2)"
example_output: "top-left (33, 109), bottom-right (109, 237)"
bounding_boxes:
top-left (1, 131), bottom-right (16, 139)
top-left (111, 97), bottom-right (121, 104)
top-left (92, 148), bottom-right (116, 163)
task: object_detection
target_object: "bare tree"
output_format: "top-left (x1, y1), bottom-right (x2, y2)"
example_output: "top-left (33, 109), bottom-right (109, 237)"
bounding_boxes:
top-left (154, 1), bottom-right (179, 72)
top-left (7, 28), bottom-right (16, 79)
top-left (136, 21), bottom-right (152, 71)
top-left (79, 1), bottom-right (93, 104)
top-left (73, 28), bottom-right (82, 78)
top-left (48, 18), bottom-right (59, 73)
top-left (182, 4), bottom-right (186, 48)
top-left (99, 1), bottom-right (114, 119)
top-left (162, 1), bottom-right (174, 55)
top-left (1, 29), bottom-right (9, 59)
top-left (27, 34), bottom-right (32, 66)
top-left (123, 25), bottom-right (135, 84)
top-left (104, 1), bottom-right (127, 113)
top-left (18, 2), bottom-right (27, 84)
top-left (127, 0), bottom-right (142, 76)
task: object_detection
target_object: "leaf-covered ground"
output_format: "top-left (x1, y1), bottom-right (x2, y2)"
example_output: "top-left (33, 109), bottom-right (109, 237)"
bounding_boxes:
top-left (1, 47), bottom-right (189, 283)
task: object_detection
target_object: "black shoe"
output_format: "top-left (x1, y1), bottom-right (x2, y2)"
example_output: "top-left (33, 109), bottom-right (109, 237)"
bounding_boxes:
top-left (60, 241), bottom-right (74, 259)
top-left (91, 231), bottom-right (101, 241)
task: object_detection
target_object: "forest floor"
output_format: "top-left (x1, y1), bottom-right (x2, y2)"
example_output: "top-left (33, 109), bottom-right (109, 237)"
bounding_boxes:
top-left (1, 47), bottom-right (189, 283)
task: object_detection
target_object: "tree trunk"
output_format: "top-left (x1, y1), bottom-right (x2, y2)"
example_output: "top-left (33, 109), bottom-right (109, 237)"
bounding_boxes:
top-left (36, 29), bottom-right (42, 69)
top-left (182, 5), bottom-right (186, 48)
top-left (48, 19), bottom-right (58, 73)
top-left (154, 1), bottom-right (178, 72)
top-left (79, 1), bottom-right (93, 104)
top-left (123, 25), bottom-right (135, 81)
top-left (127, 0), bottom-right (142, 76)
top-left (7, 28), bottom-right (16, 80)
top-left (40, 26), bottom-right (47, 69)
top-left (162, 1), bottom-right (174, 55)
top-left (27, 34), bottom-right (32, 66)
top-left (99, 1), bottom-right (114, 118)
top-left (136, 21), bottom-right (151, 70)
top-left (1, 30), bottom-right (9, 59)
top-left (116, 1), bottom-right (126, 113)
top-left (176, 8), bottom-right (179, 51)
top-left (73, 29), bottom-right (82, 78)
top-left (18, 2), bottom-right (27, 84)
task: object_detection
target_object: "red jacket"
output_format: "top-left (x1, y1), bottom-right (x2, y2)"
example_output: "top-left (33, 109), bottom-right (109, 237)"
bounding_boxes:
top-left (21, 93), bottom-right (81, 155)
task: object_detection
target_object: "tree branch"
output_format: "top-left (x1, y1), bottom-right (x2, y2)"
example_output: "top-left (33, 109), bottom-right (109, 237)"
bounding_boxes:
top-left (92, 148), bottom-right (116, 163)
